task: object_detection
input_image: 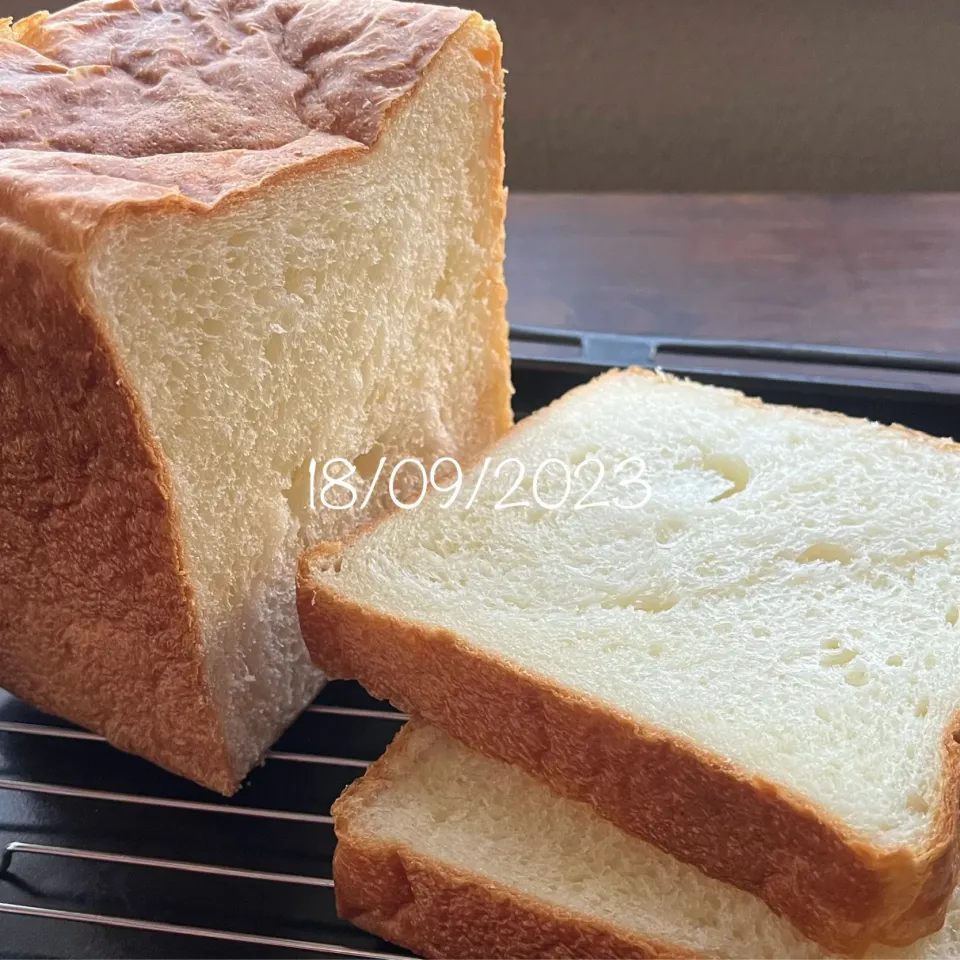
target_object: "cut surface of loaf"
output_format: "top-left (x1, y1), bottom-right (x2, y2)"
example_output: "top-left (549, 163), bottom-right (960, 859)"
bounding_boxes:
top-left (333, 721), bottom-right (960, 960)
top-left (301, 369), bottom-right (960, 953)
top-left (0, 0), bottom-right (510, 792)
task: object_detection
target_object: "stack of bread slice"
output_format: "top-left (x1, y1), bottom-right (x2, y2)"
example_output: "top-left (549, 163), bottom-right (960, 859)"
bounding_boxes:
top-left (299, 370), bottom-right (960, 958)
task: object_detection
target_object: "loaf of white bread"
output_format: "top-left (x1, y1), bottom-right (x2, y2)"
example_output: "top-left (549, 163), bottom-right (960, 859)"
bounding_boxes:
top-left (300, 369), bottom-right (960, 955)
top-left (334, 721), bottom-right (960, 960)
top-left (0, 0), bottom-right (510, 793)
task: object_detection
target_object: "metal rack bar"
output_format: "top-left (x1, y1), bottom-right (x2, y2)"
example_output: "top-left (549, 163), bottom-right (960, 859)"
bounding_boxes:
top-left (0, 721), bottom-right (101, 741)
top-left (305, 706), bottom-right (407, 721)
top-left (0, 721), bottom-right (371, 768)
top-left (0, 693), bottom-right (405, 956)
top-left (0, 841), bottom-right (334, 887)
top-left (0, 842), bottom-right (402, 958)
top-left (0, 778), bottom-right (333, 824)
top-left (267, 750), bottom-right (369, 768)
top-left (0, 902), bottom-right (405, 959)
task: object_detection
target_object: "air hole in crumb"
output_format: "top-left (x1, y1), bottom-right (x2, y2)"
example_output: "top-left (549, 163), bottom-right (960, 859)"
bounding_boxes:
top-left (704, 453), bottom-right (750, 502)
top-left (798, 542), bottom-right (854, 565)
top-left (636, 594), bottom-right (679, 614)
top-left (947, 605), bottom-right (959, 626)
top-left (472, 45), bottom-right (495, 67)
top-left (821, 648), bottom-right (856, 668)
top-left (925, 653), bottom-right (937, 670)
top-left (227, 229), bottom-right (256, 247)
top-left (844, 666), bottom-right (869, 686)
top-left (655, 517), bottom-right (689, 546)
top-left (820, 637), bottom-right (841, 650)
top-left (887, 654), bottom-right (904, 667)
top-left (288, 221), bottom-right (308, 238)
top-left (916, 696), bottom-right (930, 718)
top-left (815, 706), bottom-right (830, 723)
top-left (284, 266), bottom-right (311, 297)
top-left (906, 792), bottom-right (930, 814)
top-left (265, 333), bottom-right (283, 365)
top-left (602, 640), bottom-right (626, 653)
top-left (353, 443), bottom-right (387, 481)
top-left (598, 592), bottom-right (678, 614)
top-left (953, 731), bottom-right (960, 746)
top-left (176, 397), bottom-right (200, 422)
top-left (282, 457), bottom-right (319, 532)
top-left (367, 257), bottom-right (389, 283)
top-left (648, 642), bottom-right (664, 658)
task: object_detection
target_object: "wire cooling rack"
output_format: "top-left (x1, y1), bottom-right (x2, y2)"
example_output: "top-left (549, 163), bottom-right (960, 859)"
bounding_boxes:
top-left (0, 682), bottom-right (413, 959)
top-left (0, 346), bottom-right (572, 959)
top-left (4, 336), bottom-right (960, 958)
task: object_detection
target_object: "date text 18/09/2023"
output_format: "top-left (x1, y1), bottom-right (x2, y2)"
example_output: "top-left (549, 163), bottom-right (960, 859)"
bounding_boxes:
top-left (306, 456), bottom-right (652, 513)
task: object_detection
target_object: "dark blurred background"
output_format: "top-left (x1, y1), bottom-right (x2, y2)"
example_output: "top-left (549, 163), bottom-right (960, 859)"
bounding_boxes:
top-left (8, 0), bottom-right (960, 192)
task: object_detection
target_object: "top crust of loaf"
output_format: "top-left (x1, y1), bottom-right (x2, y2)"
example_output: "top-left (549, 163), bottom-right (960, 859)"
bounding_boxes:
top-left (0, 0), bottom-right (479, 243)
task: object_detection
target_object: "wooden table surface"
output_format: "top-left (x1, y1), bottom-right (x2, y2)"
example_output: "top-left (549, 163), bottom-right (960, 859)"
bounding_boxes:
top-left (505, 194), bottom-right (960, 356)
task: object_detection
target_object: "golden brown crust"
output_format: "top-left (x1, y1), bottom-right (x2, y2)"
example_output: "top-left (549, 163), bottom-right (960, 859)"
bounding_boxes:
top-left (0, 0), bottom-right (497, 792)
top-left (300, 368), bottom-right (960, 956)
top-left (0, 0), bottom-right (475, 252)
top-left (0, 0), bottom-right (469, 200)
top-left (332, 721), bottom-right (696, 959)
top-left (477, 16), bottom-right (511, 446)
top-left (5, 0), bottom-right (467, 153)
top-left (0, 218), bottom-right (236, 793)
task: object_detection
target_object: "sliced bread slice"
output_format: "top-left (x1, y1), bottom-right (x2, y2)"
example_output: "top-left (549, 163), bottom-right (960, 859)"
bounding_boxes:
top-left (332, 720), bottom-right (959, 960)
top-left (300, 369), bottom-right (960, 954)
top-left (0, 0), bottom-right (509, 792)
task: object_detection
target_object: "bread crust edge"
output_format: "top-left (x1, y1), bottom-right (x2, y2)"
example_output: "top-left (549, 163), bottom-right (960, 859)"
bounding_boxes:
top-left (331, 720), bottom-right (697, 959)
top-left (0, 220), bottom-right (237, 793)
top-left (299, 368), bottom-right (960, 956)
